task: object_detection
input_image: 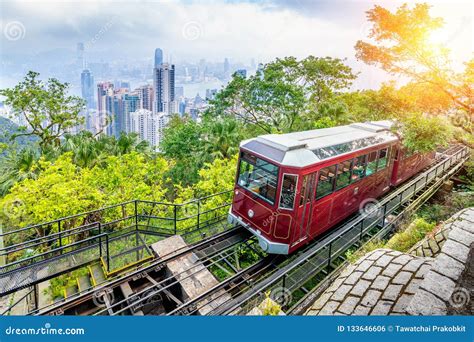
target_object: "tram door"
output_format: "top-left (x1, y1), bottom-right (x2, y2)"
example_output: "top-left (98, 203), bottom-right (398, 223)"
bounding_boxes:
top-left (297, 173), bottom-right (317, 242)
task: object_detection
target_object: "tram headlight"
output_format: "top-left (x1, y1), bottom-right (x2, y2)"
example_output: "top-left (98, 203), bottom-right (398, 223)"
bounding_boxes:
top-left (248, 209), bottom-right (254, 218)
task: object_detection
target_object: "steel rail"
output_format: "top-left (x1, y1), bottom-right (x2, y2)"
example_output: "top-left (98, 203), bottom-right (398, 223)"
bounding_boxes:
top-left (32, 226), bottom-right (243, 315)
top-left (165, 256), bottom-right (280, 316)
top-left (95, 234), bottom-right (255, 316)
top-left (210, 146), bottom-right (469, 315)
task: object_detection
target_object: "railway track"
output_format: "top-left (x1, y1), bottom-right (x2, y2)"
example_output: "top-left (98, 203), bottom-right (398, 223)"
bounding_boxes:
top-left (209, 145), bottom-right (469, 315)
top-left (122, 144), bottom-right (465, 316)
top-left (13, 144), bottom-right (469, 316)
top-left (34, 226), bottom-right (250, 315)
top-left (92, 234), bottom-right (271, 316)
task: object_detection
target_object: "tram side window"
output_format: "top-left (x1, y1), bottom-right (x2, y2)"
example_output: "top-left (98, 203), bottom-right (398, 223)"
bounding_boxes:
top-left (279, 174), bottom-right (298, 209)
top-left (351, 155), bottom-right (366, 182)
top-left (366, 151), bottom-right (378, 176)
top-left (300, 173), bottom-right (317, 206)
top-left (316, 165), bottom-right (336, 200)
top-left (335, 160), bottom-right (352, 190)
top-left (378, 148), bottom-right (389, 170)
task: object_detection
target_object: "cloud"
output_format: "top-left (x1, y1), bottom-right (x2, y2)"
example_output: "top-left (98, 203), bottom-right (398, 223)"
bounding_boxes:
top-left (1, 0), bottom-right (368, 60)
top-left (0, 0), bottom-right (471, 89)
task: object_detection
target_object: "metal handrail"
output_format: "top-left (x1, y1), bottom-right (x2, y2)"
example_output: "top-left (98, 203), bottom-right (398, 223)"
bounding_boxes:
top-left (0, 190), bottom-right (233, 267)
top-left (0, 287), bottom-right (33, 315)
top-left (0, 190), bottom-right (233, 238)
top-left (0, 232), bottom-right (108, 273)
top-left (0, 222), bottom-right (99, 255)
top-left (0, 200), bottom-right (137, 237)
top-left (211, 145), bottom-right (469, 315)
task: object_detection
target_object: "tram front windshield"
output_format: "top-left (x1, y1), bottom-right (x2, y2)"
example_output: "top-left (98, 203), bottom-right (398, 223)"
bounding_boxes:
top-left (237, 151), bottom-right (279, 205)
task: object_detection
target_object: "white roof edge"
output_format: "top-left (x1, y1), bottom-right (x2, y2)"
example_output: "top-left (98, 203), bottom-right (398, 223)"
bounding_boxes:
top-left (349, 120), bottom-right (394, 133)
top-left (257, 135), bottom-right (307, 151)
top-left (239, 121), bottom-right (399, 167)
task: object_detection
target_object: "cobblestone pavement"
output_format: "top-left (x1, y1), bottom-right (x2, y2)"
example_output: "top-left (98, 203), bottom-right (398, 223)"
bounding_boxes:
top-left (306, 249), bottom-right (432, 315)
top-left (407, 207), bottom-right (474, 315)
top-left (410, 227), bottom-right (450, 258)
top-left (306, 207), bottom-right (474, 316)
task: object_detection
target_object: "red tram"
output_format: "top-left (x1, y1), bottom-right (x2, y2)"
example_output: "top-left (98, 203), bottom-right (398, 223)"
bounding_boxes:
top-left (228, 121), bottom-right (435, 254)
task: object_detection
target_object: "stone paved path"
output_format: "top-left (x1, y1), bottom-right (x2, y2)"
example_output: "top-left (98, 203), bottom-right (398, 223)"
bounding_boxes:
top-left (306, 249), bottom-right (432, 315)
top-left (408, 207), bottom-right (474, 315)
top-left (306, 207), bottom-right (474, 316)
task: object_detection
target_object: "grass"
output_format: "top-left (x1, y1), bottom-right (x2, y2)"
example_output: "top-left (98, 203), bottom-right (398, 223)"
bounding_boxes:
top-left (345, 217), bottom-right (437, 264)
top-left (345, 178), bottom-right (474, 264)
top-left (385, 218), bottom-right (435, 252)
top-left (345, 240), bottom-right (386, 264)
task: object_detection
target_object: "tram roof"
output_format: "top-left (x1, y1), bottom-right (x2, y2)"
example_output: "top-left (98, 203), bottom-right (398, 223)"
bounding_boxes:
top-left (240, 120), bottom-right (398, 167)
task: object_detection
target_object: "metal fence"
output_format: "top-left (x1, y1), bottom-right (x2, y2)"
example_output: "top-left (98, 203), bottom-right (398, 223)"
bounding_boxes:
top-left (0, 190), bottom-right (233, 296)
top-left (211, 145), bottom-right (469, 315)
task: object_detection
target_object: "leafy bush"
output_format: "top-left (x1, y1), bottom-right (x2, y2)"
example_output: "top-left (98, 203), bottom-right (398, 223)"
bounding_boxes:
top-left (385, 218), bottom-right (435, 252)
top-left (46, 267), bottom-right (90, 300)
top-left (395, 114), bottom-right (453, 154)
top-left (260, 292), bottom-right (282, 315)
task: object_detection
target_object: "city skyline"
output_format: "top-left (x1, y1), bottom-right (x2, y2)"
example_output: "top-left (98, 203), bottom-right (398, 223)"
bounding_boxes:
top-left (1, 0), bottom-right (472, 92)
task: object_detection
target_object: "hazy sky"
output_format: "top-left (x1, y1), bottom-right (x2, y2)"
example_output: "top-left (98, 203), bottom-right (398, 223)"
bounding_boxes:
top-left (0, 0), bottom-right (472, 88)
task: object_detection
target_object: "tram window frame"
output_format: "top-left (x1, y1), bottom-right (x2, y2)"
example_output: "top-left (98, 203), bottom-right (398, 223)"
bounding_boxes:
top-left (299, 172), bottom-right (317, 206)
top-left (335, 160), bottom-right (352, 190)
top-left (351, 155), bottom-right (367, 183)
top-left (237, 151), bottom-right (279, 205)
top-left (365, 151), bottom-right (378, 176)
top-left (377, 147), bottom-right (389, 170)
top-left (279, 173), bottom-right (299, 210)
top-left (315, 165), bottom-right (337, 200)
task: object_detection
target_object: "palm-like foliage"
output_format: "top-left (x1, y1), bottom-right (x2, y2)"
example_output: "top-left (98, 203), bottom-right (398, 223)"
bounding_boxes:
top-left (0, 147), bottom-right (39, 196)
top-left (202, 118), bottom-right (241, 159)
top-left (61, 131), bottom-right (151, 168)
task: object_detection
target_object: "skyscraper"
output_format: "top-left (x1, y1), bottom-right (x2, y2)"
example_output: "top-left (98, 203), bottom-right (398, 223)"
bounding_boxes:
top-left (137, 84), bottom-right (154, 112)
top-left (130, 109), bottom-right (169, 149)
top-left (153, 63), bottom-right (176, 114)
top-left (77, 42), bottom-right (85, 68)
top-left (81, 69), bottom-right (95, 109)
top-left (121, 93), bottom-right (140, 134)
top-left (96, 82), bottom-right (115, 135)
top-left (175, 86), bottom-right (184, 99)
top-left (154, 48), bottom-right (163, 68)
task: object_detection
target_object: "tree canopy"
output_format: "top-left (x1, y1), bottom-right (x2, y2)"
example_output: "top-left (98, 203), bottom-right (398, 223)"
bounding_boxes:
top-left (355, 3), bottom-right (473, 134)
top-left (0, 71), bottom-right (85, 152)
top-left (207, 56), bottom-right (357, 133)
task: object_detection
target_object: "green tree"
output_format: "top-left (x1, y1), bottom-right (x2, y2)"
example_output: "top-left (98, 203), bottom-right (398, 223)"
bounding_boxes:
top-left (202, 117), bottom-right (242, 159)
top-left (0, 153), bottom-right (105, 237)
top-left (355, 3), bottom-right (473, 132)
top-left (338, 83), bottom-right (412, 122)
top-left (0, 71), bottom-right (85, 152)
top-left (89, 152), bottom-right (169, 204)
top-left (160, 115), bottom-right (205, 186)
top-left (209, 56), bottom-right (356, 133)
top-left (0, 147), bottom-right (39, 196)
top-left (393, 114), bottom-right (452, 153)
top-left (60, 131), bottom-right (151, 168)
top-left (0, 152), bottom-right (170, 241)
